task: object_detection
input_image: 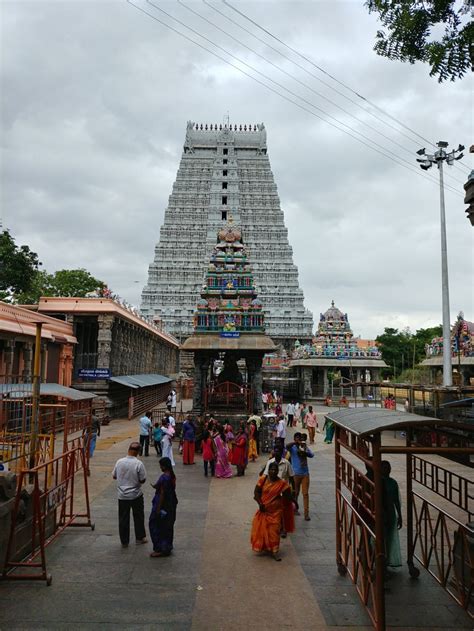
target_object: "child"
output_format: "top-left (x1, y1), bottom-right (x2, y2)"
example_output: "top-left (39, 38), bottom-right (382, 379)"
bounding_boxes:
top-left (153, 421), bottom-right (163, 457)
top-left (201, 430), bottom-right (216, 477)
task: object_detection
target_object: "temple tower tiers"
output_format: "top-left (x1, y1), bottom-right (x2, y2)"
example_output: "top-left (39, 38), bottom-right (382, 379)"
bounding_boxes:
top-left (141, 121), bottom-right (313, 347)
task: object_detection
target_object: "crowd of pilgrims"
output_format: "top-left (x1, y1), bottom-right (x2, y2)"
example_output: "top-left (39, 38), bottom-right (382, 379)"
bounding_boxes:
top-left (128, 405), bottom-right (403, 565)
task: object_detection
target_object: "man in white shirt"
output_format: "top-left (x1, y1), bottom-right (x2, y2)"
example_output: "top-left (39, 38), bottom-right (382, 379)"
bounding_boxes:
top-left (286, 402), bottom-right (295, 427)
top-left (112, 442), bottom-right (147, 547)
top-left (263, 447), bottom-right (294, 483)
top-left (276, 415), bottom-right (286, 447)
top-left (165, 413), bottom-right (176, 428)
top-left (138, 411), bottom-right (152, 456)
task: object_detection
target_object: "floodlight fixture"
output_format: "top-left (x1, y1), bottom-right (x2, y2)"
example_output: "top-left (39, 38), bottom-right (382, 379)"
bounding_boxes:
top-left (455, 153), bottom-right (464, 160)
top-left (437, 141), bottom-right (449, 148)
top-left (416, 148), bottom-right (426, 156)
top-left (458, 144), bottom-right (465, 152)
top-left (420, 163), bottom-right (431, 171)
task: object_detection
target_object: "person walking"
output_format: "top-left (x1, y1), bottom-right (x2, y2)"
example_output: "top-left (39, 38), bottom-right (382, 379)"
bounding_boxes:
top-left (112, 442), bottom-right (147, 547)
top-left (161, 419), bottom-right (176, 466)
top-left (275, 414), bottom-right (286, 448)
top-left (300, 402), bottom-right (308, 429)
top-left (89, 413), bottom-right (101, 457)
top-left (182, 414), bottom-right (196, 465)
top-left (263, 446), bottom-right (294, 482)
top-left (152, 421), bottom-right (163, 457)
top-left (201, 430), bottom-right (216, 477)
top-left (287, 432), bottom-right (314, 521)
top-left (305, 406), bottom-right (318, 444)
top-left (214, 427), bottom-right (233, 478)
top-left (286, 401), bottom-right (295, 427)
top-left (138, 411), bottom-right (152, 457)
top-left (250, 462), bottom-right (294, 561)
top-left (149, 457), bottom-right (178, 557)
top-left (231, 425), bottom-right (248, 476)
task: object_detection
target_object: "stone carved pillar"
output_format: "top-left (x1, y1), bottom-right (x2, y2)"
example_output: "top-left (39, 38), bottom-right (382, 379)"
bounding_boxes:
top-left (247, 354), bottom-right (263, 414)
top-left (323, 368), bottom-right (329, 395)
top-left (97, 315), bottom-right (114, 371)
top-left (192, 354), bottom-right (205, 413)
top-left (302, 367), bottom-right (312, 398)
top-left (4, 340), bottom-right (16, 378)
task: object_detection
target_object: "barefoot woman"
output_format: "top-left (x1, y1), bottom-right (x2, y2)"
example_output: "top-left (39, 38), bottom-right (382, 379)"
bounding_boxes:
top-left (149, 457), bottom-right (178, 557)
top-left (250, 462), bottom-right (294, 561)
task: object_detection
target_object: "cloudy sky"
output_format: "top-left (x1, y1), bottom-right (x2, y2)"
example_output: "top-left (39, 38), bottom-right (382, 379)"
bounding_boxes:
top-left (2, 0), bottom-right (472, 339)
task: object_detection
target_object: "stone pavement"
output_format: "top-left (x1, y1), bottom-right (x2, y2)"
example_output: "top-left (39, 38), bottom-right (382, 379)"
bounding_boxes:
top-left (0, 406), bottom-right (472, 630)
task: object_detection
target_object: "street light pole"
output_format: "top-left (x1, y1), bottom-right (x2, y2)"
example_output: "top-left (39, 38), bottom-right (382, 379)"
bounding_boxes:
top-left (416, 141), bottom-right (464, 387)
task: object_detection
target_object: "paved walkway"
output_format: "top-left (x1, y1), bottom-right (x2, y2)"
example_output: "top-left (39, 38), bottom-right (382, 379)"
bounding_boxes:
top-left (0, 407), bottom-right (471, 630)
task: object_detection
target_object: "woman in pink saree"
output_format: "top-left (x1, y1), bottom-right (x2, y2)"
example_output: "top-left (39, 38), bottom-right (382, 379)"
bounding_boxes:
top-left (215, 428), bottom-right (233, 478)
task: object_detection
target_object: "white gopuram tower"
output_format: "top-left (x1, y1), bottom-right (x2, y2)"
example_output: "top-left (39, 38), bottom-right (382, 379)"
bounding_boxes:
top-left (141, 121), bottom-right (313, 349)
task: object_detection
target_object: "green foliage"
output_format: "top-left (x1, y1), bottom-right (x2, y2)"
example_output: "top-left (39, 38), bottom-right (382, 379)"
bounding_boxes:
top-left (366, 1), bottom-right (473, 82)
top-left (376, 325), bottom-right (443, 378)
top-left (16, 271), bottom-right (51, 304)
top-left (395, 366), bottom-right (433, 385)
top-left (44, 269), bottom-right (105, 298)
top-left (0, 230), bottom-right (41, 301)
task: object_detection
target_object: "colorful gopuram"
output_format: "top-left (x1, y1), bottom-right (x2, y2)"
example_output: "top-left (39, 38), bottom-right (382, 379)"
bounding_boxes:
top-left (293, 301), bottom-right (382, 360)
top-left (194, 221), bottom-right (264, 334)
top-left (141, 121), bottom-right (313, 349)
top-left (181, 221), bottom-right (275, 414)
top-left (290, 301), bottom-right (387, 399)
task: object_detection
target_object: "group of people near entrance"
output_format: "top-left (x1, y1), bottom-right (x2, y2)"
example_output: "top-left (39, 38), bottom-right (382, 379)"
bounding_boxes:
top-left (112, 403), bottom-right (403, 567)
top-left (183, 414), bottom-right (257, 478)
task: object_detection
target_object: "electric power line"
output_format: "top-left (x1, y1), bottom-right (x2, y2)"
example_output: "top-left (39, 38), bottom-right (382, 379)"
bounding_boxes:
top-left (127, 1), bottom-right (462, 196)
top-left (179, 0), bottom-right (467, 187)
top-left (221, 0), bottom-right (471, 177)
top-left (144, 0), bottom-right (463, 195)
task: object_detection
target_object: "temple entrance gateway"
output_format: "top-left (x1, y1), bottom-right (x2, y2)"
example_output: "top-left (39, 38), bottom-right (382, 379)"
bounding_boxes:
top-left (181, 221), bottom-right (275, 418)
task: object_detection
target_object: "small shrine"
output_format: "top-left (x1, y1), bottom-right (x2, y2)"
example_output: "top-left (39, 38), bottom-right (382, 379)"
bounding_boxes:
top-left (181, 220), bottom-right (276, 415)
top-left (290, 301), bottom-right (387, 399)
top-left (422, 311), bottom-right (474, 385)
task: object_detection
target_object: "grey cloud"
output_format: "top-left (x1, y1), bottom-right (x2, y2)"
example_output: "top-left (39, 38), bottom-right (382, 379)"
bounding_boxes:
top-left (1, 0), bottom-right (472, 339)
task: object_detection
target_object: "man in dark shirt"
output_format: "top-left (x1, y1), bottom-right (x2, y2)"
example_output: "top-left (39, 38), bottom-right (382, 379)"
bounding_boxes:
top-left (287, 432), bottom-right (314, 521)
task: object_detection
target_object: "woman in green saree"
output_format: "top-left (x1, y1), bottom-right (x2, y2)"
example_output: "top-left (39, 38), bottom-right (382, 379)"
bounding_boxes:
top-left (381, 460), bottom-right (403, 568)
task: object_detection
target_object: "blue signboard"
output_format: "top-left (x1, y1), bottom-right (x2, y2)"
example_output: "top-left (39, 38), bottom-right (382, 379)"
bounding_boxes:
top-left (220, 332), bottom-right (240, 338)
top-left (78, 368), bottom-right (111, 379)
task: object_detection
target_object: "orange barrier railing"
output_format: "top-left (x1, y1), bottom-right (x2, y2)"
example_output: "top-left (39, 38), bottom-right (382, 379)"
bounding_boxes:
top-left (1, 445), bottom-right (94, 585)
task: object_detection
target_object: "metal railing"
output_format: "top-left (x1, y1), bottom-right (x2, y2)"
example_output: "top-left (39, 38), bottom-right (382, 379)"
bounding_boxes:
top-left (412, 455), bottom-right (474, 521)
top-left (412, 491), bottom-right (473, 616)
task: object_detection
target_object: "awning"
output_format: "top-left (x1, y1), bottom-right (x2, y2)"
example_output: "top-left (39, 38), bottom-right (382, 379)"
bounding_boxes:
top-left (325, 407), bottom-right (472, 437)
top-left (108, 374), bottom-right (172, 389)
top-left (0, 383), bottom-right (96, 401)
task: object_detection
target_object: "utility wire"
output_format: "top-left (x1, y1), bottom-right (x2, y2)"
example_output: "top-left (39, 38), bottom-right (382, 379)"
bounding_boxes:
top-left (127, 1), bottom-right (462, 196)
top-left (222, 0), bottom-right (471, 177)
top-left (179, 0), bottom-right (455, 177)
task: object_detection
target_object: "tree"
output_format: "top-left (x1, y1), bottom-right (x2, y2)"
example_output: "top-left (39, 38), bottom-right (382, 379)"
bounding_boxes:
top-left (376, 327), bottom-right (413, 377)
top-left (376, 325), bottom-right (443, 379)
top-left (16, 270), bottom-right (52, 305)
top-left (16, 268), bottom-right (106, 303)
top-left (366, 1), bottom-right (473, 82)
top-left (45, 269), bottom-right (105, 298)
top-left (0, 230), bottom-right (41, 302)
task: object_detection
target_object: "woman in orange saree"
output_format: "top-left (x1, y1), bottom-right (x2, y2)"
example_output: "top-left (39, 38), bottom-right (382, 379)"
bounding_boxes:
top-left (250, 462), bottom-right (294, 561)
